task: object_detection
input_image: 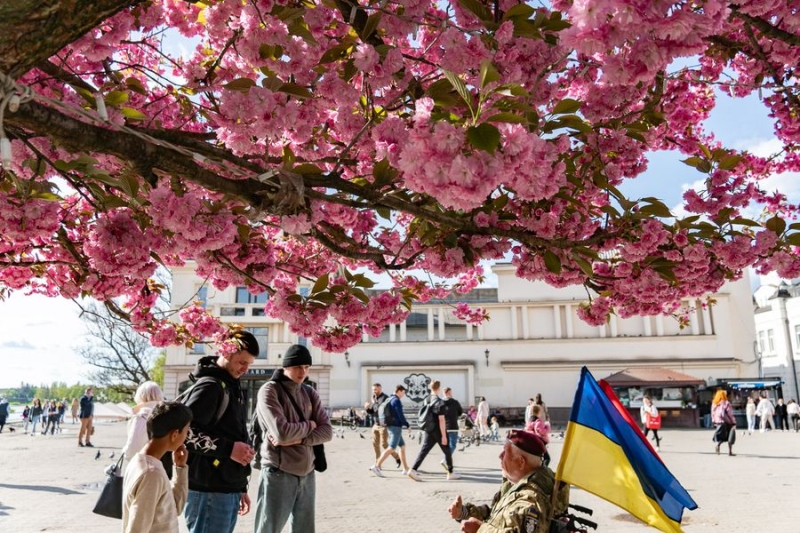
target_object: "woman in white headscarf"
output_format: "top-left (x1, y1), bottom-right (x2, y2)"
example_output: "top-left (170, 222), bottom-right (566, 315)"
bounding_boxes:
top-left (122, 381), bottom-right (166, 472)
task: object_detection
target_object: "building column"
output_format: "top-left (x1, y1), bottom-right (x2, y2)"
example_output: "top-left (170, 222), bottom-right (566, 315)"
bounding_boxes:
top-left (643, 316), bottom-right (652, 337)
top-left (438, 308), bottom-right (445, 340)
top-left (656, 315), bottom-right (664, 336)
top-left (389, 323), bottom-right (396, 342)
top-left (610, 314), bottom-right (618, 337)
top-left (565, 304), bottom-right (573, 339)
top-left (466, 323), bottom-right (473, 340)
top-left (554, 305), bottom-right (562, 339)
top-left (701, 305), bottom-right (713, 335)
top-left (511, 305), bottom-right (518, 340)
top-left (689, 301), bottom-right (699, 335)
top-left (428, 308), bottom-right (434, 341)
top-left (521, 305), bottom-right (529, 339)
top-left (400, 320), bottom-right (407, 341)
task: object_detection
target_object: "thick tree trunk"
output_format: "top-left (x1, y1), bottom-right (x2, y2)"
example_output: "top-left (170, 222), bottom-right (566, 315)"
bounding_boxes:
top-left (0, 0), bottom-right (138, 78)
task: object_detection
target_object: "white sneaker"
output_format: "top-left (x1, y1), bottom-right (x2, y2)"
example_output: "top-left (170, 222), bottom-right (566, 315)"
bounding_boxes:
top-left (447, 472), bottom-right (462, 480)
top-left (401, 469), bottom-right (410, 476)
top-left (369, 465), bottom-right (384, 477)
top-left (407, 469), bottom-right (421, 481)
top-left (440, 459), bottom-right (449, 472)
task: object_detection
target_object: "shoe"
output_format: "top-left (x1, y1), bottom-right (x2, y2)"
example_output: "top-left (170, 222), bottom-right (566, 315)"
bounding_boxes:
top-left (447, 472), bottom-right (462, 480)
top-left (656, 446), bottom-right (660, 452)
top-left (78, 442), bottom-right (84, 447)
top-left (401, 469), bottom-right (410, 476)
top-left (85, 442), bottom-right (94, 448)
top-left (369, 465), bottom-right (384, 477)
top-left (395, 457), bottom-right (402, 468)
top-left (715, 444), bottom-right (720, 455)
top-left (407, 469), bottom-right (421, 481)
top-left (440, 460), bottom-right (449, 473)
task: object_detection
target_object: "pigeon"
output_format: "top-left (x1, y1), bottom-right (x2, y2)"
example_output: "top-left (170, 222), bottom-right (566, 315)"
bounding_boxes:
top-left (458, 446), bottom-right (466, 453)
top-left (109, 451), bottom-right (115, 459)
top-left (95, 450), bottom-right (101, 460)
top-left (359, 433), bottom-right (365, 439)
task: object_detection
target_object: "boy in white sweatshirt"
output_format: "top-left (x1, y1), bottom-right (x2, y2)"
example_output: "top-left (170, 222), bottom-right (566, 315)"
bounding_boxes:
top-left (122, 401), bottom-right (193, 533)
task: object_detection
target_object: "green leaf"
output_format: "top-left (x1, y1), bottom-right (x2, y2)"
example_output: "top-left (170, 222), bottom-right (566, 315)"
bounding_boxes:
top-left (552, 98), bottom-right (581, 115)
top-left (293, 163), bottom-right (323, 174)
top-left (766, 216), bottom-right (786, 236)
top-left (353, 275), bottom-right (375, 288)
top-left (318, 44), bottom-right (352, 64)
top-left (682, 157), bottom-right (711, 173)
top-left (311, 273), bottom-right (329, 295)
top-left (502, 4), bottom-right (535, 20)
top-left (543, 251), bottom-right (562, 274)
top-left (730, 217), bottom-right (760, 227)
top-left (105, 90), bottom-right (129, 106)
top-left (786, 233), bottom-right (800, 246)
top-left (637, 199), bottom-right (672, 218)
top-left (361, 12), bottom-right (382, 41)
top-left (456, 0), bottom-right (493, 23)
top-left (718, 154), bottom-right (743, 171)
top-left (479, 60), bottom-right (501, 89)
top-left (121, 107), bottom-right (147, 121)
top-left (125, 77), bottom-right (148, 95)
top-left (573, 256), bottom-right (594, 276)
top-left (224, 78), bottom-right (256, 92)
top-left (442, 70), bottom-right (473, 111)
top-left (466, 123), bottom-right (501, 153)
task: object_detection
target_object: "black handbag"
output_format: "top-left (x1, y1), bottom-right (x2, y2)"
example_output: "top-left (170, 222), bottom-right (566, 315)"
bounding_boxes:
top-left (92, 455), bottom-right (124, 519)
top-left (279, 382), bottom-right (327, 473)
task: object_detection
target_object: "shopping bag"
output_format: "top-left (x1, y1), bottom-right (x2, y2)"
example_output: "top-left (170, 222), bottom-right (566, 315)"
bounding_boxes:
top-left (645, 413), bottom-right (662, 429)
top-left (92, 456), bottom-right (124, 519)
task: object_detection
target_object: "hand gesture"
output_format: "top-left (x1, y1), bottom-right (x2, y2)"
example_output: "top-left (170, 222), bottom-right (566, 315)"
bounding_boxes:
top-left (230, 441), bottom-right (255, 466)
top-left (238, 493), bottom-right (251, 516)
top-left (448, 495), bottom-right (463, 519)
top-left (460, 517), bottom-right (482, 533)
top-left (173, 444), bottom-right (188, 467)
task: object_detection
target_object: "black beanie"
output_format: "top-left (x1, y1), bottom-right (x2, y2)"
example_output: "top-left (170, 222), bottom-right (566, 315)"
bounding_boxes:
top-left (282, 344), bottom-right (312, 367)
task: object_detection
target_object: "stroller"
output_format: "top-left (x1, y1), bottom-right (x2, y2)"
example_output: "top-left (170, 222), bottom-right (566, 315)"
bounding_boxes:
top-left (458, 414), bottom-right (481, 446)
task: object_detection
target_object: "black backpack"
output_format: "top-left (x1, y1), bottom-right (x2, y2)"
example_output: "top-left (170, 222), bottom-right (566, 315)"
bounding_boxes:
top-left (249, 408), bottom-right (265, 469)
top-left (175, 376), bottom-right (230, 424)
top-left (377, 396), bottom-right (396, 427)
top-left (418, 396), bottom-right (438, 432)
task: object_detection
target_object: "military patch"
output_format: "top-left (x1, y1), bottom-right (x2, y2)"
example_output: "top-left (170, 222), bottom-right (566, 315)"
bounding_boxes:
top-left (523, 507), bottom-right (539, 533)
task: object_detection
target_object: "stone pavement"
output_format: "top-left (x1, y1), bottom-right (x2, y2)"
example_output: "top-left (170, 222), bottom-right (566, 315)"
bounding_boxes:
top-left (1, 420), bottom-right (799, 532)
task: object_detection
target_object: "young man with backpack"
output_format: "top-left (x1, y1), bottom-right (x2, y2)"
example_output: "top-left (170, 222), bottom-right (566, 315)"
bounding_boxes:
top-left (364, 383), bottom-right (401, 468)
top-left (370, 385), bottom-right (411, 477)
top-left (408, 380), bottom-right (460, 481)
top-left (181, 330), bottom-right (258, 533)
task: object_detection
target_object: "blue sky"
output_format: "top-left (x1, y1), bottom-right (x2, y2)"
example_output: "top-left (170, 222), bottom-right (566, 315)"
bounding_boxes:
top-left (1, 83), bottom-right (797, 389)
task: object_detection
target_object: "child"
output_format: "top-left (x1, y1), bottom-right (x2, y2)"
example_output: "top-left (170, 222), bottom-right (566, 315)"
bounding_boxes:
top-left (489, 416), bottom-right (500, 441)
top-left (122, 401), bottom-right (193, 533)
top-left (525, 404), bottom-right (551, 466)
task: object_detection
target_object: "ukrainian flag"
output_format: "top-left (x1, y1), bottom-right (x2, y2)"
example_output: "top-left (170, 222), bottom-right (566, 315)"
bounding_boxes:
top-left (556, 367), bottom-right (698, 532)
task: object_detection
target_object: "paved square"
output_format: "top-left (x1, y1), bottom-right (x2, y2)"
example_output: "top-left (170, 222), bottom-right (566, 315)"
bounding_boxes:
top-left (0, 421), bottom-right (798, 532)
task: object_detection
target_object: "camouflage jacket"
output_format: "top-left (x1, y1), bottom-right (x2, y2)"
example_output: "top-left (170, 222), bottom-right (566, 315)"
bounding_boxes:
top-left (462, 467), bottom-right (569, 533)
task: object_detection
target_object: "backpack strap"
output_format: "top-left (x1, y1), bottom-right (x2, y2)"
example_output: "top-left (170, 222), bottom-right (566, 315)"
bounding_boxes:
top-left (181, 376), bottom-right (230, 424)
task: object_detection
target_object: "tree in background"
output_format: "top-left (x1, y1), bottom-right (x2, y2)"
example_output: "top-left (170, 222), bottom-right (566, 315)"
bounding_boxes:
top-left (0, 1), bottom-right (799, 352)
top-left (76, 301), bottom-right (158, 396)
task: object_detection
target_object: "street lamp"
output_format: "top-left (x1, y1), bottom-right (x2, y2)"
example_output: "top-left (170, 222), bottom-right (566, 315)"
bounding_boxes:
top-left (484, 349), bottom-right (490, 367)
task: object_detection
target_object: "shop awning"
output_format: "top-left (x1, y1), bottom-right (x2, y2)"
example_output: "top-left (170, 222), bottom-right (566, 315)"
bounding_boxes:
top-left (603, 367), bottom-right (705, 388)
top-left (719, 377), bottom-right (783, 390)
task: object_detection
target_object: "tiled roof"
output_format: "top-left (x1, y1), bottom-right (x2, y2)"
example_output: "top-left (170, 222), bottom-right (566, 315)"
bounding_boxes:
top-left (603, 367), bottom-right (705, 387)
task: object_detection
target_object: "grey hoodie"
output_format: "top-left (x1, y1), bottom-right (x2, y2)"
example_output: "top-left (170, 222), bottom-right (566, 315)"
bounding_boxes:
top-left (256, 369), bottom-right (333, 476)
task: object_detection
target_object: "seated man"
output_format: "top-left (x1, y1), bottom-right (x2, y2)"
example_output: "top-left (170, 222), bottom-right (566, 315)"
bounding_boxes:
top-left (448, 430), bottom-right (569, 533)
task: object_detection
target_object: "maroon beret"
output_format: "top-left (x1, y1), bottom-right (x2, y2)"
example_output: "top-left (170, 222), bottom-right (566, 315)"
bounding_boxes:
top-left (507, 430), bottom-right (547, 457)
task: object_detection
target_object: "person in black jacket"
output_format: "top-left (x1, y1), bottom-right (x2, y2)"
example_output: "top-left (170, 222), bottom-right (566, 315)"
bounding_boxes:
top-left (182, 330), bottom-right (258, 533)
top-left (408, 380), bottom-right (460, 481)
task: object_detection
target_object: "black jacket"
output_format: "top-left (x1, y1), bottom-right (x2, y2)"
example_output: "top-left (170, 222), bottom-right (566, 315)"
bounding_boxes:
top-left (183, 356), bottom-right (250, 493)
top-left (366, 392), bottom-right (390, 422)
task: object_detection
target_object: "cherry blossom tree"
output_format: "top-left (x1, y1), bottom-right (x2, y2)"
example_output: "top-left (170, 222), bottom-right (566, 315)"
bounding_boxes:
top-left (0, 0), bottom-right (799, 352)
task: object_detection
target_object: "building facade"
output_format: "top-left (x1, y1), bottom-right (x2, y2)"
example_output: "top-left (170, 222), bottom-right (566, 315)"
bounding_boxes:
top-left (163, 263), bottom-right (758, 423)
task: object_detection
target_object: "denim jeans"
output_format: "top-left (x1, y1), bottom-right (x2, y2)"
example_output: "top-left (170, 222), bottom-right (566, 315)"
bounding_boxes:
top-left (28, 414), bottom-right (40, 434)
top-left (184, 490), bottom-right (240, 533)
top-left (447, 431), bottom-right (459, 453)
top-left (255, 467), bottom-right (316, 533)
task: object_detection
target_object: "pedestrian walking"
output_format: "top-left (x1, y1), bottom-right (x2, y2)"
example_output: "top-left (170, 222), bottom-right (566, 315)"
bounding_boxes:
top-left (788, 399), bottom-right (799, 432)
top-left (123, 381), bottom-right (172, 477)
top-left (525, 404), bottom-right (551, 466)
top-left (776, 398), bottom-right (790, 431)
top-left (254, 344), bottom-right (333, 533)
top-left (711, 390), bottom-right (736, 456)
top-left (477, 397), bottom-right (490, 438)
top-left (443, 387), bottom-right (463, 456)
top-left (71, 398), bottom-right (79, 424)
top-left (407, 380), bottom-right (460, 481)
top-left (640, 396), bottom-right (662, 451)
top-left (745, 397), bottom-right (756, 434)
top-left (370, 385), bottom-right (412, 476)
top-left (28, 398), bottom-right (43, 435)
top-left (0, 398), bottom-right (8, 433)
top-left (756, 394), bottom-right (776, 432)
top-left (364, 383), bottom-right (400, 468)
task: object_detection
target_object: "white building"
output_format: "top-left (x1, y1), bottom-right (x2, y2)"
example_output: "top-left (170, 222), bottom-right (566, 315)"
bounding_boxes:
top-left (753, 273), bottom-right (800, 400)
top-left (163, 263), bottom-right (757, 424)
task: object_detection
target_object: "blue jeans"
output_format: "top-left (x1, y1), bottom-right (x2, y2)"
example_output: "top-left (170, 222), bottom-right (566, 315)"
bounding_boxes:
top-left (447, 431), bottom-right (459, 453)
top-left (255, 467), bottom-right (316, 533)
top-left (184, 490), bottom-right (240, 533)
top-left (387, 426), bottom-right (405, 449)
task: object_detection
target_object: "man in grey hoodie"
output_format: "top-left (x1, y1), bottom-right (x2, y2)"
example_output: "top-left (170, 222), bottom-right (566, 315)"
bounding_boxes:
top-left (254, 344), bottom-right (333, 533)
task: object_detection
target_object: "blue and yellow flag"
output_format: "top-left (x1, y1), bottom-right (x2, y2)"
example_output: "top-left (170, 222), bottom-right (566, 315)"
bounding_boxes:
top-left (556, 367), bottom-right (698, 532)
